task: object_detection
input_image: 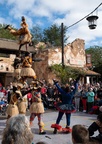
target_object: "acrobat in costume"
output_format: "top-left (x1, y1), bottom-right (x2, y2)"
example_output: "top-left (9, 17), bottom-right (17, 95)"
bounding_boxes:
top-left (6, 90), bottom-right (21, 119)
top-left (30, 85), bottom-right (46, 134)
top-left (20, 52), bottom-right (36, 80)
top-left (5, 16), bottom-right (32, 51)
top-left (51, 77), bottom-right (80, 134)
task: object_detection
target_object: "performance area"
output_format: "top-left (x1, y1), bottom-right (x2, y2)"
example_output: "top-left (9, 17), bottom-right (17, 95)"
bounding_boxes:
top-left (0, 110), bottom-right (98, 144)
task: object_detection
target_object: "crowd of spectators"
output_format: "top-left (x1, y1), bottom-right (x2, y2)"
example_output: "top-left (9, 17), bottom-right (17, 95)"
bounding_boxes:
top-left (0, 80), bottom-right (102, 143)
top-left (0, 80), bottom-right (102, 113)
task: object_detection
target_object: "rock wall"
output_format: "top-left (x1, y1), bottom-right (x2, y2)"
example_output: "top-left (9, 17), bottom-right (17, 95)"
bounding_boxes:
top-left (32, 38), bottom-right (86, 83)
top-left (0, 55), bottom-right (14, 73)
top-left (64, 38), bottom-right (86, 67)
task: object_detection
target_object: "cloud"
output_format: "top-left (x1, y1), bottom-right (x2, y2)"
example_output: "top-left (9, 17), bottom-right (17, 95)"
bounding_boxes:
top-left (0, 0), bottom-right (102, 48)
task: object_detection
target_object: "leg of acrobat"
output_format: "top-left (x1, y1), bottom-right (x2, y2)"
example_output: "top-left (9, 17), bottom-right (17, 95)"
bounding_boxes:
top-left (38, 114), bottom-right (46, 135)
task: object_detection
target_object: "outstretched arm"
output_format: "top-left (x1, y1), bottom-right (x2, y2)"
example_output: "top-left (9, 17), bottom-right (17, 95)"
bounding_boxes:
top-left (53, 80), bottom-right (66, 95)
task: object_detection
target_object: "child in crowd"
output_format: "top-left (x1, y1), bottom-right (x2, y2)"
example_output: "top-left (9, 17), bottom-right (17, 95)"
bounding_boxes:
top-left (72, 124), bottom-right (89, 144)
top-left (2, 114), bottom-right (34, 144)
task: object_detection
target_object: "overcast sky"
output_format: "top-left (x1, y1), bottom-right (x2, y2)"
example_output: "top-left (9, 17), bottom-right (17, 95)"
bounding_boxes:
top-left (0, 0), bottom-right (102, 49)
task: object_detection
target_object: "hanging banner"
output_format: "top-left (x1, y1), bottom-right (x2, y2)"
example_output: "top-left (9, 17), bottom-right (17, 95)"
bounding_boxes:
top-left (86, 54), bottom-right (92, 67)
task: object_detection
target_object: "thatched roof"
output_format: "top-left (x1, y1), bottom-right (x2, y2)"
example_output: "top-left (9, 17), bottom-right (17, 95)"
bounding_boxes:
top-left (85, 69), bottom-right (101, 76)
top-left (0, 38), bottom-right (35, 52)
top-left (79, 67), bottom-right (100, 76)
top-left (72, 67), bottom-right (101, 76)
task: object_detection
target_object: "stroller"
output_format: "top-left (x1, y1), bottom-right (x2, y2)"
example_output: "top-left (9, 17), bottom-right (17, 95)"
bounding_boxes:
top-left (0, 99), bottom-right (8, 116)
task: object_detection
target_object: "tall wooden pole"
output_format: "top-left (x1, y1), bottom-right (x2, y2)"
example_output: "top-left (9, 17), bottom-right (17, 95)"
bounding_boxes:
top-left (61, 23), bottom-right (64, 68)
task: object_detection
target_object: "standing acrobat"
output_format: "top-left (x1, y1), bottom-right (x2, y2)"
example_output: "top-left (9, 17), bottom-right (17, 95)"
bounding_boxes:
top-left (5, 16), bottom-right (32, 51)
top-left (51, 76), bottom-right (80, 134)
top-left (30, 81), bottom-right (46, 135)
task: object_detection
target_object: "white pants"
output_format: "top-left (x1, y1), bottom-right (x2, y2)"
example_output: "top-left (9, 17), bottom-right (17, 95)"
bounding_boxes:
top-left (75, 98), bottom-right (80, 110)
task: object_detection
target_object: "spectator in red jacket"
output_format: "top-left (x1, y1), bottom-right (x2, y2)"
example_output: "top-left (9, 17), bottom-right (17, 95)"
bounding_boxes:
top-left (0, 83), bottom-right (7, 98)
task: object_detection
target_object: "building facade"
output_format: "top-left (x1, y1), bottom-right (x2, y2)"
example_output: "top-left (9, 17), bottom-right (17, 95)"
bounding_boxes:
top-left (0, 38), bottom-right (100, 87)
top-left (33, 38), bottom-right (100, 84)
top-left (0, 38), bottom-right (35, 86)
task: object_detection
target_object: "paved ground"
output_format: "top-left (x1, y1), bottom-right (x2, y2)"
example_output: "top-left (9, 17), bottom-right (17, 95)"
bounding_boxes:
top-left (0, 109), bottom-right (98, 144)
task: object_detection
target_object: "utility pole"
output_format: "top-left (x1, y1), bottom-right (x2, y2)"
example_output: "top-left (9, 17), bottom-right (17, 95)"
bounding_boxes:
top-left (61, 23), bottom-right (64, 68)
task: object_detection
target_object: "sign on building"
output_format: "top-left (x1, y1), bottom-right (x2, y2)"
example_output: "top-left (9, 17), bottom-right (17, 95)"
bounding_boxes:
top-left (86, 54), bottom-right (92, 67)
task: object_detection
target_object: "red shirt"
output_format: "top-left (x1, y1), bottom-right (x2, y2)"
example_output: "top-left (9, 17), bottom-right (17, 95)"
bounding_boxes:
top-left (27, 93), bottom-right (32, 99)
top-left (41, 87), bottom-right (47, 94)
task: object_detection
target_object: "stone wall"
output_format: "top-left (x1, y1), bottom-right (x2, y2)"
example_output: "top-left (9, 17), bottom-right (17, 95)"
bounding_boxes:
top-left (32, 50), bottom-right (49, 81)
top-left (65, 38), bottom-right (86, 67)
top-left (0, 56), bottom-right (14, 73)
top-left (32, 38), bottom-right (86, 83)
top-left (0, 55), bottom-right (14, 86)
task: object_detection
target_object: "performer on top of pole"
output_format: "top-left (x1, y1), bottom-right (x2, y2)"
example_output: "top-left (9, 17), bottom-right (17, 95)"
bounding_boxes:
top-left (5, 16), bottom-right (33, 51)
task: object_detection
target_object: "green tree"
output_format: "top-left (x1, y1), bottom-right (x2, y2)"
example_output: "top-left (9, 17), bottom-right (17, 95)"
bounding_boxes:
top-left (85, 46), bottom-right (102, 76)
top-left (43, 24), bottom-right (68, 46)
top-left (0, 24), bottom-right (16, 40)
top-left (50, 64), bottom-right (85, 83)
top-left (30, 26), bottom-right (43, 46)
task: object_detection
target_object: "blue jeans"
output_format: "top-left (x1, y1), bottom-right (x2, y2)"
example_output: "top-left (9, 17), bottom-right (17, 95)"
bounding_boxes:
top-left (56, 111), bottom-right (71, 126)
